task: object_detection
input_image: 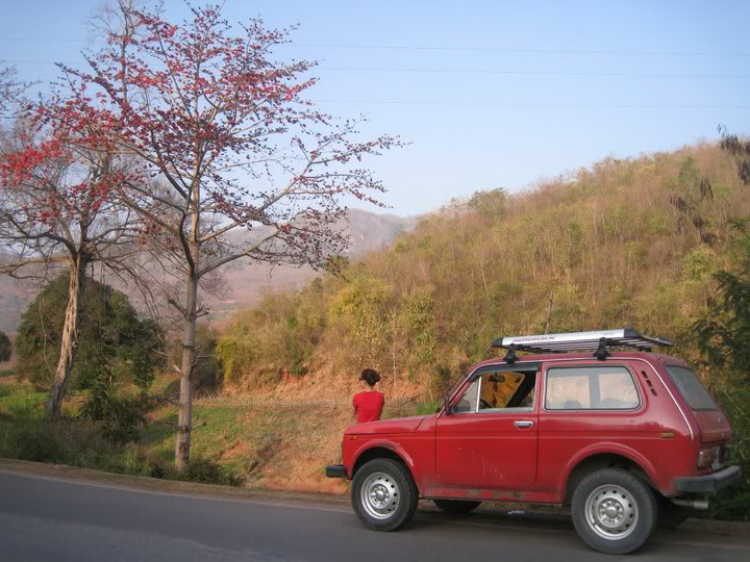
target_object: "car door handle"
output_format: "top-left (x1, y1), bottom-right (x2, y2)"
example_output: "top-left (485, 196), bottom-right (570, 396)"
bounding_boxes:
top-left (514, 420), bottom-right (534, 429)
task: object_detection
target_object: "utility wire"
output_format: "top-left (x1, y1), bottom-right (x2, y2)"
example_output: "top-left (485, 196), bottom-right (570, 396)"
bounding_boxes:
top-left (3, 59), bottom-right (750, 81)
top-left (1, 37), bottom-right (749, 58)
top-left (311, 99), bottom-right (750, 109)
top-left (325, 66), bottom-right (750, 80)
top-left (281, 43), bottom-right (750, 58)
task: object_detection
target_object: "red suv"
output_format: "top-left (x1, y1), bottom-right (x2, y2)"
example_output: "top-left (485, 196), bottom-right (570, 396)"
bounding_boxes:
top-left (327, 329), bottom-right (740, 554)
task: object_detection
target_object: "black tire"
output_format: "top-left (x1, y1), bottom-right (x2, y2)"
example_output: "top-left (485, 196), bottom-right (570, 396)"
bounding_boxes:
top-left (571, 468), bottom-right (658, 555)
top-left (433, 499), bottom-right (482, 515)
top-left (351, 458), bottom-right (419, 531)
top-left (658, 498), bottom-right (690, 530)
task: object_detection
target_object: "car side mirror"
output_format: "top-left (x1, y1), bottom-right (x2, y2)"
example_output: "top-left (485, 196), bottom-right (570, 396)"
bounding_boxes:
top-left (443, 392), bottom-right (451, 416)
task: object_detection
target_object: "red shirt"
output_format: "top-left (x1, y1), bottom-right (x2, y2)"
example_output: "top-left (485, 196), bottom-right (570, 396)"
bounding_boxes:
top-left (353, 391), bottom-right (384, 423)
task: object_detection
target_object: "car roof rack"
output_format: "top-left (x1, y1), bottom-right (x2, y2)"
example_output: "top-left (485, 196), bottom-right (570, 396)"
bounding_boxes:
top-left (491, 329), bottom-right (673, 363)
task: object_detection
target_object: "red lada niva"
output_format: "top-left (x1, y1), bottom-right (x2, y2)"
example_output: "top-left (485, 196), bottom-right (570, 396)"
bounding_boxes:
top-left (327, 329), bottom-right (741, 554)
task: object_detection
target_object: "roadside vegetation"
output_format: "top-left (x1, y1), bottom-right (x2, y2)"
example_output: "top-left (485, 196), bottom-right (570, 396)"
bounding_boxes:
top-left (1, 141), bottom-right (749, 517)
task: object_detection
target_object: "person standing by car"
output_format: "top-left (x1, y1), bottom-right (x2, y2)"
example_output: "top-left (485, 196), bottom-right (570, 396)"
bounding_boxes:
top-left (353, 368), bottom-right (384, 423)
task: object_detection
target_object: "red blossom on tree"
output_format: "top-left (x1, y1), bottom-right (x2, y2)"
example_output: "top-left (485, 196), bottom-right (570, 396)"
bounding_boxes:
top-left (0, 76), bottom-right (145, 417)
top-left (51, 2), bottom-right (400, 469)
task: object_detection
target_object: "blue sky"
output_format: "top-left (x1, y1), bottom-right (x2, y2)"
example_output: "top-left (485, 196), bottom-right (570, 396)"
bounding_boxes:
top-left (1, 0), bottom-right (749, 216)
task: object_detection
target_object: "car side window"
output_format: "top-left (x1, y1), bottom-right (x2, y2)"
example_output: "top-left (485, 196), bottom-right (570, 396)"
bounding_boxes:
top-left (545, 365), bottom-right (640, 410)
top-left (479, 371), bottom-right (532, 411)
top-left (453, 370), bottom-right (537, 414)
top-left (454, 379), bottom-right (479, 413)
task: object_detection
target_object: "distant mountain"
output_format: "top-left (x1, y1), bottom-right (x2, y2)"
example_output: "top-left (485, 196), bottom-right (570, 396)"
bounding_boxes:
top-left (0, 276), bottom-right (34, 335)
top-left (0, 210), bottom-right (415, 333)
top-left (345, 209), bottom-right (415, 256)
top-left (208, 209), bottom-right (415, 322)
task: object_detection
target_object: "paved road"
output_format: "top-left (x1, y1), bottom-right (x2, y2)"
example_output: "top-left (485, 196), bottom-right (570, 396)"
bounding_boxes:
top-left (1, 470), bottom-right (749, 561)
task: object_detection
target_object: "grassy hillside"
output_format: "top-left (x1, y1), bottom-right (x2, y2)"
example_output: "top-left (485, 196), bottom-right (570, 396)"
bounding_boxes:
top-left (218, 143), bottom-right (749, 396)
top-left (3, 142), bottom-right (748, 502)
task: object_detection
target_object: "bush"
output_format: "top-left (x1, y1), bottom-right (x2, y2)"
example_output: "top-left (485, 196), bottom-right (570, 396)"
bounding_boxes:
top-left (0, 331), bottom-right (11, 362)
top-left (217, 283), bottom-right (326, 385)
top-left (80, 386), bottom-right (148, 445)
top-left (184, 453), bottom-right (242, 486)
top-left (711, 381), bottom-right (750, 521)
top-left (0, 416), bottom-right (114, 467)
top-left (14, 273), bottom-right (163, 392)
top-left (0, 419), bottom-right (70, 463)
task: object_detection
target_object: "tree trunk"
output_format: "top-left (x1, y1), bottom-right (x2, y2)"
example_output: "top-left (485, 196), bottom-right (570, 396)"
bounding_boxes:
top-left (174, 271), bottom-right (198, 472)
top-left (544, 290), bottom-right (554, 335)
top-left (45, 254), bottom-right (87, 418)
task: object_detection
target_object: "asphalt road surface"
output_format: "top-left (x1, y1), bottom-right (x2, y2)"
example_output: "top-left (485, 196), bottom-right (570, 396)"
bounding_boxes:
top-left (2, 470), bottom-right (749, 561)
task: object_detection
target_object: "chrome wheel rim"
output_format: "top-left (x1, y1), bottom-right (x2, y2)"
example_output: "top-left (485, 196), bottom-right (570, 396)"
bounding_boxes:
top-left (584, 484), bottom-right (639, 540)
top-left (360, 471), bottom-right (400, 520)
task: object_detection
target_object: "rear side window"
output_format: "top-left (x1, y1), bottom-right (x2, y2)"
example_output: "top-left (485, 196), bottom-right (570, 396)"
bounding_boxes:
top-left (545, 365), bottom-right (640, 410)
top-left (665, 366), bottom-right (717, 411)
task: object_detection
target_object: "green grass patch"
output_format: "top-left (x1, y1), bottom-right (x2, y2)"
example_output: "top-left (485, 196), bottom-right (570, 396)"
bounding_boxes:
top-left (0, 383), bottom-right (47, 418)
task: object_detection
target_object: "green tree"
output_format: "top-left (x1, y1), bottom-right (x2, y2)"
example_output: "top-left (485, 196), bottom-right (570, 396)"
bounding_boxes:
top-left (693, 256), bottom-right (750, 520)
top-left (329, 276), bottom-right (391, 369)
top-left (468, 188), bottom-right (507, 217)
top-left (15, 273), bottom-right (163, 393)
top-left (0, 330), bottom-right (11, 362)
top-left (691, 130), bottom-right (750, 519)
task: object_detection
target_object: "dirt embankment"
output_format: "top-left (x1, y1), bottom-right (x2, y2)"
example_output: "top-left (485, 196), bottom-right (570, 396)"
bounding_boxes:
top-left (203, 370), bottom-right (426, 494)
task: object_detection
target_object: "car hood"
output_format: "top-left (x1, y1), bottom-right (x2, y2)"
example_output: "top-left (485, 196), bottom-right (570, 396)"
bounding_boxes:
top-left (346, 415), bottom-right (428, 435)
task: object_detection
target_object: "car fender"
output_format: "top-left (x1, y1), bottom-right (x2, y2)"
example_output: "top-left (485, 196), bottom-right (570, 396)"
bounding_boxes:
top-left (349, 438), bottom-right (423, 491)
top-left (559, 441), bottom-right (663, 495)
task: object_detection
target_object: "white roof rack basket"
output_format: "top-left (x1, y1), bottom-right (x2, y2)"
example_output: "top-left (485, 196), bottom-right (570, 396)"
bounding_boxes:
top-left (491, 329), bottom-right (673, 357)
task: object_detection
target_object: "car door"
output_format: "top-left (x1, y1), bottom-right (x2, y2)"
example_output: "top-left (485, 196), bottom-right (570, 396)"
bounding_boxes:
top-left (435, 364), bottom-right (540, 490)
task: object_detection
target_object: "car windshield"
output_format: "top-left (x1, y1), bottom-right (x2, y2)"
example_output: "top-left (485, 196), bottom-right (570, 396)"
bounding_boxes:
top-left (665, 365), bottom-right (718, 411)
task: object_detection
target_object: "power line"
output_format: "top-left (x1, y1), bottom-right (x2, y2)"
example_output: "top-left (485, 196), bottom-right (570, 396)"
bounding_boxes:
top-left (325, 66), bottom-right (750, 80)
top-left (282, 43), bottom-right (750, 58)
top-left (310, 99), bottom-right (750, 109)
top-left (3, 59), bottom-right (750, 81)
top-left (1, 37), bottom-right (749, 58)
top-left (0, 38), bottom-right (86, 44)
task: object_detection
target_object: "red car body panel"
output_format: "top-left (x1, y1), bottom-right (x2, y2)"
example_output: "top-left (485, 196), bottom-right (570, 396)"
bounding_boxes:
top-left (341, 352), bottom-right (734, 504)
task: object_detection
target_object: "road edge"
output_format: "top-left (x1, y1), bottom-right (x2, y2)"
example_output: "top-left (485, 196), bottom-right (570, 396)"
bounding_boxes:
top-left (2, 457), bottom-right (748, 539)
top-left (0, 457), bottom-right (349, 507)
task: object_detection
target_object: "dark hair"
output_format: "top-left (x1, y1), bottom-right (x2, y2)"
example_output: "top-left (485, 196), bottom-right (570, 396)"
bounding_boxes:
top-left (359, 368), bottom-right (381, 387)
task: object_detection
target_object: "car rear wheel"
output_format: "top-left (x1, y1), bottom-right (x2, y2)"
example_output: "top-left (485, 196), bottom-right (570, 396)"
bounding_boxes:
top-left (571, 468), bottom-right (657, 554)
top-left (351, 458), bottom-right (419, 531)
top-left (433, 499), bottom-right (482, 515)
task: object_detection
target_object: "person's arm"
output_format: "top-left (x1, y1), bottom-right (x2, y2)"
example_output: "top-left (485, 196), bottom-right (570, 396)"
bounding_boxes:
top-left (352, 394), bottom-right (359, 421)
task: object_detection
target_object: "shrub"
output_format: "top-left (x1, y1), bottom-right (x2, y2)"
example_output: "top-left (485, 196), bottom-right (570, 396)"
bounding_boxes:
top-left (0, 416), bottom-right (114, 467)
top-left (15, 273), bottom-right (163, 392)
top-left (0, 331), bottom-right (11, 362)
top-left (0, 419), bottom-right (70, 463)
top-left (710, 381), bottom-right (750, 521)
top-left (80, 386), bottom-right (148, 445)
top-left (182, 453), bottom-right (242, 486)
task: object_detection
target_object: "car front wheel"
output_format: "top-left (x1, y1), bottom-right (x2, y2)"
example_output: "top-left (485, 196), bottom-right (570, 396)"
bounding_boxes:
top-left (351, 458), bottom-right (419, 531)
top-left (571, 468), bottom-right (657, 555)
